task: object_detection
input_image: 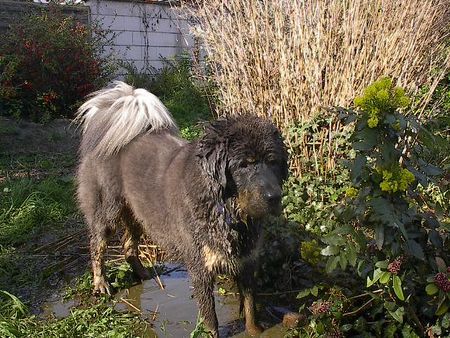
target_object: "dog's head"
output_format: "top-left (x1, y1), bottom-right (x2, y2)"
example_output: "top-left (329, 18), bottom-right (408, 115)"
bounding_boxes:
top-left (197, 115), bottom-right (288, 219)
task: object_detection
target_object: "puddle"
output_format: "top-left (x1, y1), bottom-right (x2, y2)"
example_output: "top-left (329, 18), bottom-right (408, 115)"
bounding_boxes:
top-left (42, 264), bottom-right (287, 337)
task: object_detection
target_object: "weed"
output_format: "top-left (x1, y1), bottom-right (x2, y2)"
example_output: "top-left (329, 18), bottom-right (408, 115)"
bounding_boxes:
top-left (0, 177), bottom-right (76, 246)
top-left (0, 295), bottom-right (150, 338)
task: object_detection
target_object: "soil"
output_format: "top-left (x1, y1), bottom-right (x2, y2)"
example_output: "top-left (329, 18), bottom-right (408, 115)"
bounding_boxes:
top-left (0, 116), bottom-right (79, 156)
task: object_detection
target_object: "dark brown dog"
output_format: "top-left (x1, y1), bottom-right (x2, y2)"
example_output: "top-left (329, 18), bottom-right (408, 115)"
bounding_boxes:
top-left (75, 81), bottom-right (288, 337)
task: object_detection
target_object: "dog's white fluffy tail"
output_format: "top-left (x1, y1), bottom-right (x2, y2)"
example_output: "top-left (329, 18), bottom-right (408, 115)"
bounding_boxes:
top-left (75, 81), bottom-right (177, 157)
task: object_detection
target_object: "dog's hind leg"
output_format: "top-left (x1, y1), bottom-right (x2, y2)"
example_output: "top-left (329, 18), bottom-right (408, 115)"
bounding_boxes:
top-left (90, 228), bottom-right (111, 295)
top-left (79, 177), bottom-right (121, 295)
top-left (122, 208), bottom-right (150, 280)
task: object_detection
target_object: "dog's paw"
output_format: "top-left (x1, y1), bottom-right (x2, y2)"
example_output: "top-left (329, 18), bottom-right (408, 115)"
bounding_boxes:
top-left (93, 276), bottom-right (111, 295)
top-left (246, 323), bottom-right (264, 336)
top-left (134, 266), bottom-right (152, 281)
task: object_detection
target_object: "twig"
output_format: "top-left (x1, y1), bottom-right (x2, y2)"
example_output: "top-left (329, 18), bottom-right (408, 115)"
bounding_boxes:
top-left (161, 265), bottom-right (184, 276)
top-left (342, 299), bottom-right (374, 317)
top-left (120, 297), bottom-right (141, 313)
top-left (151, 304), bottom-right (159, 321)
top-left (141, 249), bottom-right (165, 290)
top-left (348, 289), bottom-right (383, 301)
top-left (257, 289), bottom-right (305, 296)
top-left (406, 305), bottom-right (424, 334)
top-left (33, 229), bottom-right (86, 253)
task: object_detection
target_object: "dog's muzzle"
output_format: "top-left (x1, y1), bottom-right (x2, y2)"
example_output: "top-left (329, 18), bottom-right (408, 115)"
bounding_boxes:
top-left (264, 189), bottom-right (282, 216)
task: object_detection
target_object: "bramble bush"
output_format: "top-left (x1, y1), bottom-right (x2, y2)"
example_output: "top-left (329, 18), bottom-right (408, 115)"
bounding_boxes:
top-left (284, 78), bottom-right (449, 337)
top-left (0, 6), bottom-right (115, 122)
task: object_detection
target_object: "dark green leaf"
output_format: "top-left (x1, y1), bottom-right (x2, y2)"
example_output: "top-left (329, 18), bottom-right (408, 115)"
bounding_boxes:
top-left (321, 245), bottom-right (339, 256)
top-left (429, 230), bottom-right (443, 248)
top-left (419, 161), bottom-right (442, 176)
top-left (296, 289), bottom-right (311, 299)
top-left (347, 244), bottom-right (357, 267)
top-left (407, 240), bottom-right (425, 260)
top-left (326, 256), bottom-right (340, 274)
top-left (374, 223), bottom-right (384, 250)
top-left (339, 255), bottom-right (348, 270)
top-left (370, 197), bottom-right (399, 227)
top-left (351, 155), bottom-right (367, 183)
top-left (435, 257), bottom-right (447, 273)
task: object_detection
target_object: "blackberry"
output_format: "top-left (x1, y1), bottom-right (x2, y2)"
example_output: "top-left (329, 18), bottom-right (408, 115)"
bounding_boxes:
top-left (387, 256), bottom-right (403, 274)
top-left (326, 330), bottom-right (344, 338)
top-left (309, 301), bottom-right (331, 315)
top-left (434, 272), bottom-right (450, 293)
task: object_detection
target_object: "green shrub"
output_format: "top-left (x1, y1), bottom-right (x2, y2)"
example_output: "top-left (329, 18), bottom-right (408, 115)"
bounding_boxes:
top-left (124, 54), bottom-right (213, 139)
top-left (287, 78), bottom-right (449, 337)
top-left (0, 6), bottom-right (115, 121)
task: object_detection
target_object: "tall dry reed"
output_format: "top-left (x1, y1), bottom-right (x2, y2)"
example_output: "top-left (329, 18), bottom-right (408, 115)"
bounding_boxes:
top-left (184, 0), bottom-right (450, 175)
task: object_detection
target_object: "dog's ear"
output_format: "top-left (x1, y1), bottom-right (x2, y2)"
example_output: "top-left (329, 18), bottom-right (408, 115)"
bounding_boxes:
top-left (196, 122), bottom-right (229, 190)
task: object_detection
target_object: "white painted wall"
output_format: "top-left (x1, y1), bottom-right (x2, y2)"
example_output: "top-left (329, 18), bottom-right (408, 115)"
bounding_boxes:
top-left (86, 0), bottom-right (195, 71)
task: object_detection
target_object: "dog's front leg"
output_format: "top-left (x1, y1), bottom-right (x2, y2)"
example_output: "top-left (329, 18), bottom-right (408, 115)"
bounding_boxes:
top-left (191, 270), bottom-right (218, 337)
top-left (237, 265), bottom-right (263, 336)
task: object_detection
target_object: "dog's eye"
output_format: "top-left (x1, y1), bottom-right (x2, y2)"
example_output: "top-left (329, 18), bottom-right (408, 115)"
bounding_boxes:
top-left (241, 157), bottom-right (256, 168)
top-left (267, 159), bottom-right (278, 167)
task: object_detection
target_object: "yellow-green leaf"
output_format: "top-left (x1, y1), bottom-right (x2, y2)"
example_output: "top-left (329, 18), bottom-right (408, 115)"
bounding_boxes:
top-left (380, 271), bottom-right (391, 284)
top-left (393, 275), bottom-right (405, 301)
top-left (425, 283), bottom-right (439, 296)
top-left (436, 302), bottom-right (449, 316)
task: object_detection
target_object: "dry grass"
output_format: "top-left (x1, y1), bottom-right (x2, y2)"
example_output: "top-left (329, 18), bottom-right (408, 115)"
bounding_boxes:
top-left (184, 0), bottom-right (450, 175)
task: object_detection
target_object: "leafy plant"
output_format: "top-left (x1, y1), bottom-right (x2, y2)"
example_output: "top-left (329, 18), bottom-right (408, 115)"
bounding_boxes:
top-left (0, 6), bottom-right (116, 121)
top-left (285, 78), bottom-right (449, 336)
top-left (124, 53), bottom-right (213, 139)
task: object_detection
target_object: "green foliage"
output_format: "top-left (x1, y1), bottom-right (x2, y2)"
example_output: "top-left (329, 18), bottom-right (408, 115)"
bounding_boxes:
top-left (0, 177), bottom-right (76, 246)
top-left (190, 316), bottom-right (212, 338)
top-left (300, 240), bottom-right (321, 266)
top-left (0, 293), bottom-right (149, 338)
top-left (354, 77), bottom-right (410, 129)
top-left (124, 54), bottom-right (213, 139)
top-left (285, 78), bottom-right (449, 336)
top-left (0, 6), bottom-right (115, 121)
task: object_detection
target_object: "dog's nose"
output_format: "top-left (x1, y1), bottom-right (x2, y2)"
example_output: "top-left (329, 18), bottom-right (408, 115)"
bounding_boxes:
top-left (265, 191), bottom-right (281, 206)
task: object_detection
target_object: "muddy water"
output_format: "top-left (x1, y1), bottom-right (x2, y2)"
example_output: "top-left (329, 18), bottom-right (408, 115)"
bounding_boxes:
top-left (43, 264), bottom-right (287, 337)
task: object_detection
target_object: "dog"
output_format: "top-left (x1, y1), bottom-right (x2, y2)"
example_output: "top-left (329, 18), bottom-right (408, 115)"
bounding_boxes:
top-left (75, 81), bottom-right (288, 337)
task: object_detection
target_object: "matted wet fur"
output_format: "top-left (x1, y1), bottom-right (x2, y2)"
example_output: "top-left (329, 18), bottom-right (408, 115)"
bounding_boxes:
top-left (75, 81), bottom-right (288, 337)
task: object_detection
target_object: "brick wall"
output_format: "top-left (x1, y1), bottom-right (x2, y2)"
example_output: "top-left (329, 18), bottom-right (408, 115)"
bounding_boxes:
top-left (87, 0), bottom-right (195, 71)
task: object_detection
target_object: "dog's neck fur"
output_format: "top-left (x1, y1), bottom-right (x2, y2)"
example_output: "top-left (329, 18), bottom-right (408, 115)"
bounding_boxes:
top-left (183, 149), bottom-right (261, 268)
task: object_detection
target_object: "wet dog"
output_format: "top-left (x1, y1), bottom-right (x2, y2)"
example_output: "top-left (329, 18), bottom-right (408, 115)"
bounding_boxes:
top-left (75, 82), bottom-right (288, 337)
